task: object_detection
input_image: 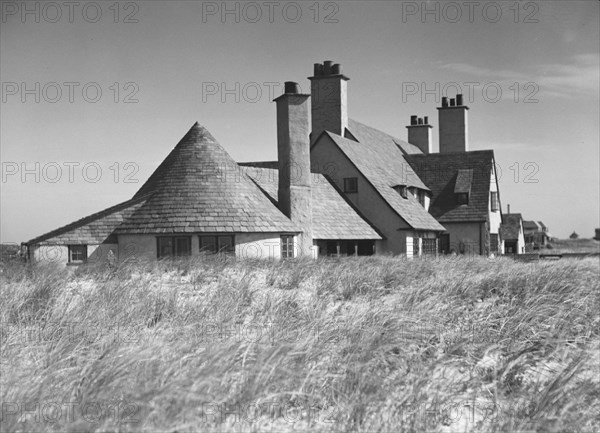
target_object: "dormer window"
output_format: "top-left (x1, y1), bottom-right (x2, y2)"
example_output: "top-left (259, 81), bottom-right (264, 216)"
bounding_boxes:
top-left (393, 185), bottom-right (408, 199)
top-left (343, 177), bottom-right (358, 193)
top-left (456, 193), bottom-right (469, 205)
top-left (454, 169), bottom-right (473, 206)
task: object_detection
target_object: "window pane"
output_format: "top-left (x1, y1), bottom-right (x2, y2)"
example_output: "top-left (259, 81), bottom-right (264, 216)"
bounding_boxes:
top-left (281, 235), bottom-right (294, 258)
top-left (175, 237), bottom-right (191, 256)
top-left (69, 245), bottom-right (87, 262)
top-left (344, 177), bottom-right (358, 193)
top-left (200, 236), bottom-right (217, 253)
top-left (158, 237), bottom-right (173, 258)
top-left (218, 236), bottom-right (234, 254)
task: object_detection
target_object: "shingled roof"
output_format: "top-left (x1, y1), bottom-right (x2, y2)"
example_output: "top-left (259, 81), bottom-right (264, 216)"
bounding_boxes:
top-left (24, 195), bottom-right (150, 246)
top-left (523, 220), bottom-right (540, 231)
top-left (500, 213), bottom-right (523, 241)
top-left (405, 150), bottom-right (495, 223)
top-left (115, 123), bottom-right (299, 234)
top-left (239, 165), bottom-right (382, 240)
top-left (320, 119), bottom-right (445, 231)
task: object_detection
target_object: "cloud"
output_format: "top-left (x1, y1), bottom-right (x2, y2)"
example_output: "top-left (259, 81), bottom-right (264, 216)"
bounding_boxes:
top-left (441, 54), bottom-right (599, 99)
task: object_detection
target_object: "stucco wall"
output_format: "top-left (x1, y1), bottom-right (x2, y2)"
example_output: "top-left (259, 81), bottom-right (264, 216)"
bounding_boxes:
top-left (117, 235), bottom-right (157, 262)
top-left (311, 134), bottom-right (411, 255)
top-left (117, 233), bottom-right (299, 262)
top-left (442, 222), bottom-right (482, 257)
top-left (235, 233), bottom-right (284, 260)
top-left (30, 243), bottom-right (118, 266)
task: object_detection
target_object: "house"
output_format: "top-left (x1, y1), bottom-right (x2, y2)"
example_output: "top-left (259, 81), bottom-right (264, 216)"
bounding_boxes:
top-left (523, 220), bottom-right (551, 249)
top-left (500, 213), bottom-right (525, 254)
top-left (23, 60), bottom-right (506, 265)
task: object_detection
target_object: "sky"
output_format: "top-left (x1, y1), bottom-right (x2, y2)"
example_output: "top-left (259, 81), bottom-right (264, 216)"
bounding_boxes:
top-left (1, 0), bottom-right (599, 243)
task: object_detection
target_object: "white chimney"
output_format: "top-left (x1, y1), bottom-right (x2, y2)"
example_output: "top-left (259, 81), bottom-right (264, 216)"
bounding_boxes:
top-left (309, 60), bottom-right (349, 143)
top-left (438, 94), bottom-right (469, 153)
top-left (406, 115), bottom-right (433, 154)
top-left (274, 82), bottom-right (312, 257)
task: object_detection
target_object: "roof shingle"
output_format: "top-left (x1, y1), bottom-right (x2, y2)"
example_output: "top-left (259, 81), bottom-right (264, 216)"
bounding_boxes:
top-left (116, 123), bottom-right (299, 234)
top-left (241, 165), bottom-right (382, 240)
top-left (405, 150), bottom-right (495, 223)
top-left (320, 119), bottom-right (445, 231)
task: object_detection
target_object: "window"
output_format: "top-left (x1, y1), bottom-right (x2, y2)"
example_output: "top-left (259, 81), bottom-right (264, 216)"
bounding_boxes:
top-left (439, 234), bottom-right (450, 254)
top-left (394, 185), bottom-right (408, 199)
top-left (422, 239), bottom-right (437, 255)
top-left (413, 237), bottom-right (420, 256)
top-left (157, 236), bottom-right (191, 258)
top-left (281, 235), bottom-right (294, 259)
top-left (490, 234), bottom-right (499, 253)
top-left (456, 193), bottom-right (469, 205)
top-left (491, 192), bottom-right (499, 212)
top-left (199, 235), bottom-right (235, 254)
top-left (68, 245), bottom-right (87, 263)
top-left (343, 177), bottom-right (358, 193)
top-left (418, 190), bottom-right (426, 207)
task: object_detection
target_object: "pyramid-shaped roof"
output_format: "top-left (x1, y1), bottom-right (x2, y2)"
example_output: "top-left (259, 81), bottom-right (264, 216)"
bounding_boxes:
top-left (115, 123), bottom-right (299, 234)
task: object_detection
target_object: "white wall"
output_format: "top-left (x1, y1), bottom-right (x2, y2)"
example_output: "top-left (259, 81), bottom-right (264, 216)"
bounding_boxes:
top-left (30, 243), bottom-right (118, 266)
top-left (311, 134), bottom-right (411, 255)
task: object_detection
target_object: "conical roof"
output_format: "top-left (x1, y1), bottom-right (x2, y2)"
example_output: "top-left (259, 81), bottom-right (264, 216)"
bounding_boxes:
top-left (116, 123), bottom-right (298, 234)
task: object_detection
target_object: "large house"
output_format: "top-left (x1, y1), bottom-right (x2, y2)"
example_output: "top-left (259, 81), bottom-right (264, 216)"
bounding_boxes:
top-left (23, 60), bottom-right (505, 265)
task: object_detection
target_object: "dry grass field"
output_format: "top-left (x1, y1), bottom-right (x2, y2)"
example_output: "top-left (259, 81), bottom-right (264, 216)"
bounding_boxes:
top-left (1, 255), bottom-right (599, 432)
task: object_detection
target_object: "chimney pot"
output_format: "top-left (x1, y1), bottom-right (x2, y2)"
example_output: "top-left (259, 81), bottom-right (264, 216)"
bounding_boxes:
top-left (456, 94), bottom-right (464, 106)
top-left (450, 98), bottom-right (456, 107)
top-left (418, 117), bottom-right (423, 125)
top-left (313, 63), bottom-right (323, 76)
top-left (410, 115), bottom-right (418, 125)
top-left (424, 116), bottom-right (429, 124)
top-left (507, 204), bottom-right (510, 214)
top-left (442, 97), bottom-right (448, 108)
top-left (332, 63), bottom-right (342, 74)
top-left (323, 60), bottom-right (333, 75)
top-left (284, 81), bottom-right (299, 94)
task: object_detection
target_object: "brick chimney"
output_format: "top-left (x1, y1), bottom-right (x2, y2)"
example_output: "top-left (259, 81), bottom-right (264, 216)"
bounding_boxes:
top-left (309, 60), bottom-right (349, 144)
top-left (438, 94), bottom-right (469, 153)
top-left (406, 115), bottom-right (433, 154)
top-left (274, 81), bottom-right (313, 257)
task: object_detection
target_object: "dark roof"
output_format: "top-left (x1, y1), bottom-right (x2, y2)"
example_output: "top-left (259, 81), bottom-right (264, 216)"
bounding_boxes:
top-left (25, 195), bottom-right (150, 246)
top-left (241, 165), bottom-right (382, 240)
top-left (523, 220), bottom-right (540, 230)
top-left (116, 123), bottom-right (299, 234)
top-left (537, 221), bottom-right (547, 230)
top-left (500, 213), bottom-right (523, 241)
top-left (405, 150), bottom-right (495, 223)
top-left (319, 119), bottom-right (445, 232)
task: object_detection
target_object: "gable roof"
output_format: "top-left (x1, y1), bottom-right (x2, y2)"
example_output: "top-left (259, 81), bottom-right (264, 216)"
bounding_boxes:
top-left (25, 195), bottom-right (150, 246)
top-left (500, 213), bottom-right (523, 241)
top-left (523, 220), bottom-right (540, 231)
top-left (115, 123), bottom-right (299, 234)
top-left (317, 120), bottom-right (445, 232)
top-left (405, 150), bottom-right (495, 223)
top-left (240, 165), bottom-right (382, 240)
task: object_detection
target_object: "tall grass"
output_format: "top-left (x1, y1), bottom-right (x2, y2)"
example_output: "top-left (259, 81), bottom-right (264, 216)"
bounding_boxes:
top-left (1, 255), bottom-right (598, 432)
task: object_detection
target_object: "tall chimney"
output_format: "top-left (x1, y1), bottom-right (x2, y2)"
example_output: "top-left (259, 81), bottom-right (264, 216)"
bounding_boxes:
top-left (438, 93), bottom-right (469, 153)
top-left (309, 60), bottom-right (349, 144)
top-left (507, 204), bottom-right (510, 214)
top-left (274, 82), bottom-right (313, 257)
top-left (406, 115), bottom-right (433, 154)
